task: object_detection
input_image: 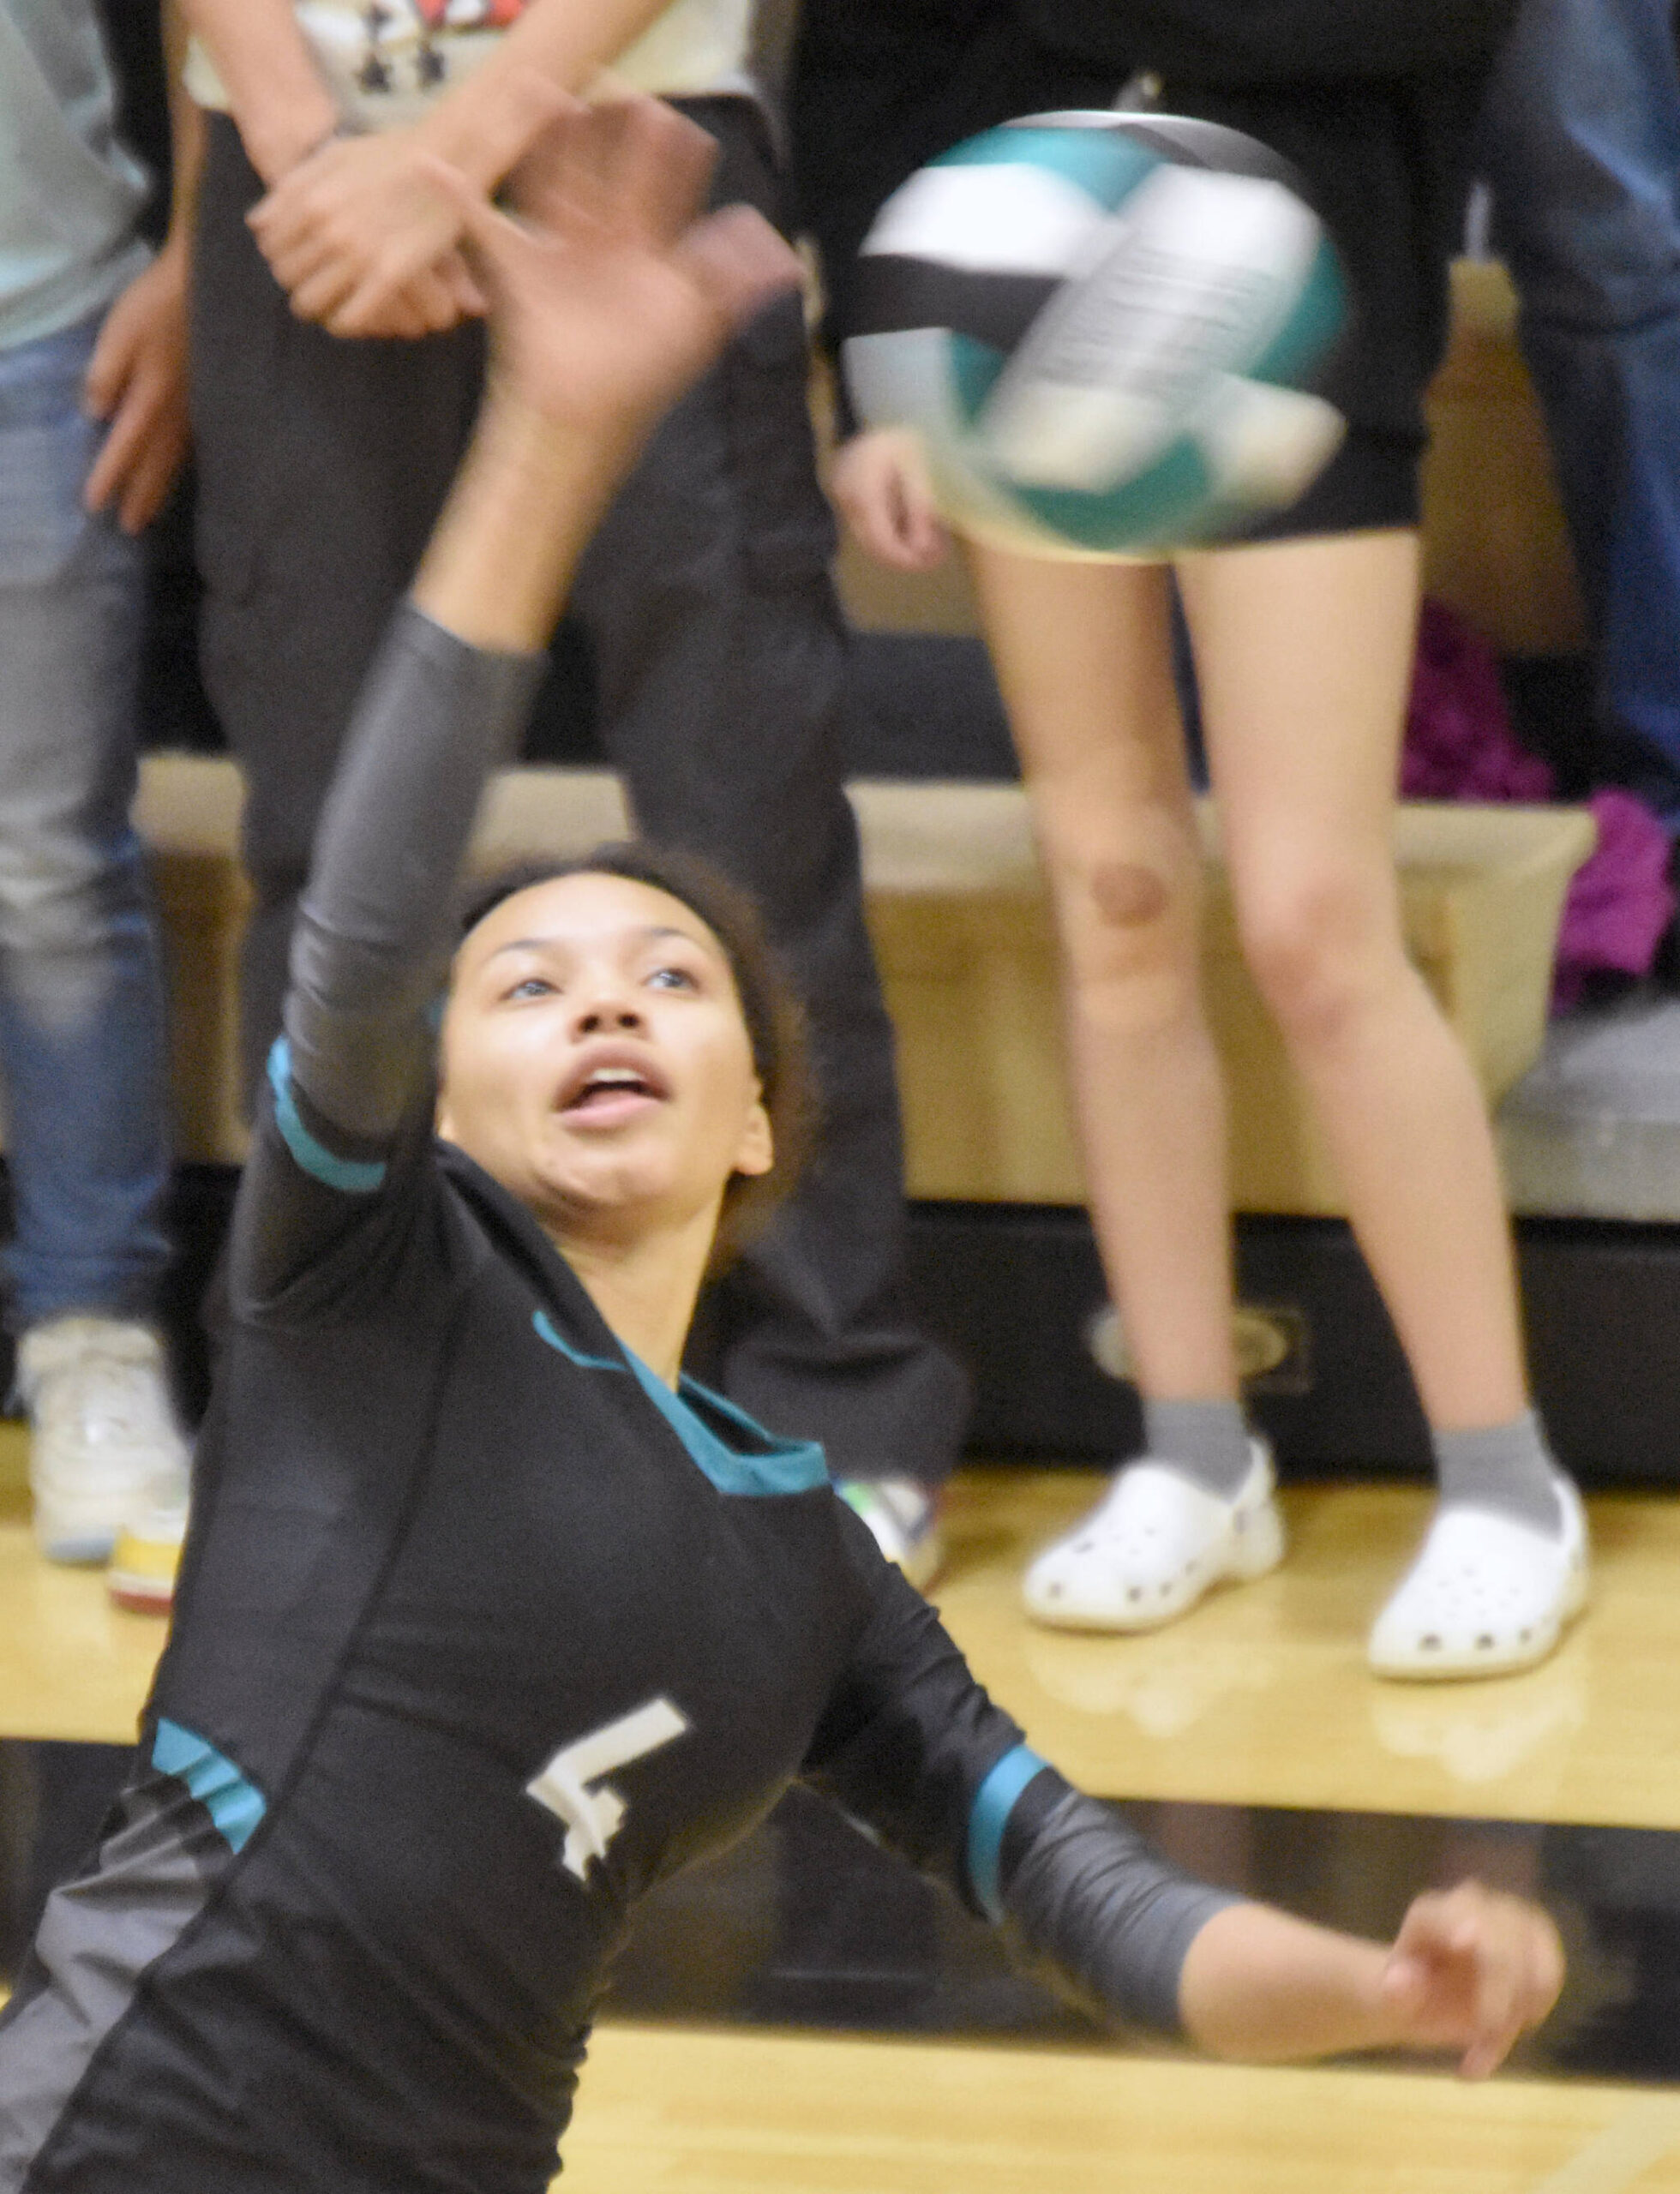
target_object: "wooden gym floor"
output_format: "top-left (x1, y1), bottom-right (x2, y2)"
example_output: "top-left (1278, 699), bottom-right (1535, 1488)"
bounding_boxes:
top-left (4, 1424), bottom-right (1680, 2190)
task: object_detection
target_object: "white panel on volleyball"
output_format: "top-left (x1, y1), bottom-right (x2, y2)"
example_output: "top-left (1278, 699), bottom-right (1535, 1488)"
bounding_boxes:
top-left (1193, 378), bottom-right (1347, 507)
top-left (860, 163), bottom-right (1106, 276)
top-left (981, 167), bottom-right (1323, 490)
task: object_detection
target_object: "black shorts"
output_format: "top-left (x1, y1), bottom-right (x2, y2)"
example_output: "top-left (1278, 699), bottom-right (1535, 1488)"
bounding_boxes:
top-left (796, 18), bottom-right (1498, 537)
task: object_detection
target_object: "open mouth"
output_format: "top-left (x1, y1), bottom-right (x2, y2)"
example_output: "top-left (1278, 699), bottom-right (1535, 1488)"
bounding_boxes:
top-left (564, 1066), bottom-right (663, 1113)
top-left (556, 1048), bottom-right (673, 1120)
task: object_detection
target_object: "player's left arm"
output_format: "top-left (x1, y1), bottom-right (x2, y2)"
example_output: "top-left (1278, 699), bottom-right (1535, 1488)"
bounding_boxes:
top-left (803, 1524), bottom-right (1563, 2072)
top-left (249, 0), bottom-right (687, 339)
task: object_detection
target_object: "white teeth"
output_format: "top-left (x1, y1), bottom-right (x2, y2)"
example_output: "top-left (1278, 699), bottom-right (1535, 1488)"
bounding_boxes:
top-left (587, 1069), bottom-right (643, 1088)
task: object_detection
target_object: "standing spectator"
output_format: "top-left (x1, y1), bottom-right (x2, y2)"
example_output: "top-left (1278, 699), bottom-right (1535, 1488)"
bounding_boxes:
top-left (1481, 0), bottom-right (1680, 834)
top-left (0, 0), bottom-right (195, 1576)
top-left (795, 1), bottom-right (1591, 1681)
top-left (171, 0), bottom-right (964, 1598)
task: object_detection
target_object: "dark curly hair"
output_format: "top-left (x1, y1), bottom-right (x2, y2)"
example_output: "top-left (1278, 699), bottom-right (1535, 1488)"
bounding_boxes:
top-left (456, 843), bottom-right (815, 1268)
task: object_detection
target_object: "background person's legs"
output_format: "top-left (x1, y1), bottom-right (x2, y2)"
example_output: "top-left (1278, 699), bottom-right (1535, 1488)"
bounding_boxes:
top-left (964, 548), bottom-right (1237, 1412)
top-left (966, 545), bottom-right (1282, 1634)
top-left (1182, 531), bottom-right (1533, 1440)
top-left (1482, 0), bottom-right (1680, 823)
top-left (0, 313), bottom-right (184, 1560)
top-left (1183, 529), bottom-right (1581, 1674)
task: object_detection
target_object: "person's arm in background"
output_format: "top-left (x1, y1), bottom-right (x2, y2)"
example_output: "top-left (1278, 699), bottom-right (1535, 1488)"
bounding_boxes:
top-left (172, 0), bottom-right (336, 187)
top-left (176, 0), bottom-right (484, 337)
top-left (185, 0), bottom-right (687, 340)
top-left (82, 0), bottom-right (202, 535)
top-left (789, 0), bottom-right (996, 574)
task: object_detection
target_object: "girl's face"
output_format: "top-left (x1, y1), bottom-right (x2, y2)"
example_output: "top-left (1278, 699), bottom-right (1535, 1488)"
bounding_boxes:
top-left (436, 872), bottom-right (773, 1247)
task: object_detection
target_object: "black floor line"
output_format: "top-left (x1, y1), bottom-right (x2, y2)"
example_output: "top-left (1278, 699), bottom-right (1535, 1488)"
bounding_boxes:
top-left (3, 1738), bottom-right (1677, 2082)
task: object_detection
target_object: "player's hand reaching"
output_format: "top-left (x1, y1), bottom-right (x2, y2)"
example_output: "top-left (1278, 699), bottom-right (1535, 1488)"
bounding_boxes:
top-left (435, 94), bottom-right (800, 437)
top-left (408, 95), bottom-right (801, 654)
top-left (1377, 1881), bottom-right (1565, 2079)
top-left (1177, 1873), bottom-right (1563, 2075)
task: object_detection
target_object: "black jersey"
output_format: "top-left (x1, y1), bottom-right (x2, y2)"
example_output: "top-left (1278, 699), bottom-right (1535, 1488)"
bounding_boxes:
top-left (0, 611), bottom-right (1232, 2194)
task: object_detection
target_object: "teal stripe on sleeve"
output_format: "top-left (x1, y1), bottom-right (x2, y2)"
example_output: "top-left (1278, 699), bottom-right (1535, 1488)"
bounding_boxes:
top-left (967, 1743), bottom-right (1050, 1922)
top-left (152, 1718), bottom-right (267, 1853)
top-left (267, 1038), bottom-right (387, 1194)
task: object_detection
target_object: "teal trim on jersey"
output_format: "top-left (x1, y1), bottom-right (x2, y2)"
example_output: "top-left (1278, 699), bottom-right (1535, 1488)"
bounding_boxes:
top-left (672, 1370), bottom-right (830, 1496)
top-left (967, 1743), bottom-right (1050, 1922)
top-left (932, 124), bottom-right (1155, 214)
top-left (152, 1719), bottom-right (267, 1853)
top-left (267, 1039), bottom-right (388, 1194)
top-left (632, 1354), bottom-right (830, 1498)
top-left (530, 1309), bottom-right (829, 1496)
top-left (531, 1308), bottom-right (625, 1374)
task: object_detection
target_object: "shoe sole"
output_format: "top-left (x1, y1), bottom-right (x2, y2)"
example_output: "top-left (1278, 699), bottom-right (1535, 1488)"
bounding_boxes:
top-left (1024, 1496), bottom-right (1287, 1634)
top-left (108, 1577), bottom-right (175, 1615)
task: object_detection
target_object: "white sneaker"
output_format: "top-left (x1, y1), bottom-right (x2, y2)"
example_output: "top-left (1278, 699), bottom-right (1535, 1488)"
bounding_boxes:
top-left (1367, 1477), bottom-right (1590, 1681)
top-left (1023, 1439), bottom-right (1285, 1632)
top-left (839, 1477), bottom-right (946, 1592)
top-left (18, 1316), bottom-right (191, 1565)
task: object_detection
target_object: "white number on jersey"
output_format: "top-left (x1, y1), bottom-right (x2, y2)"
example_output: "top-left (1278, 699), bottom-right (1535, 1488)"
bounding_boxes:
top-left (526, 1698), bottom-right (689, 1882)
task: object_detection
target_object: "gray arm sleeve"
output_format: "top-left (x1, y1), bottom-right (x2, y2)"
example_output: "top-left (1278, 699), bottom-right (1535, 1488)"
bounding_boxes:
top-left (283, 602), bottom-right (548, 1142)
top-left (1000, 1782), bottom-right (1242, 2033)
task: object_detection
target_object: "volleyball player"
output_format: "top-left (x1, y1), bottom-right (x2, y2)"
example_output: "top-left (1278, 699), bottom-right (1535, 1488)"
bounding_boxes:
top-left (0, 100), bottom-right (1563, 2193)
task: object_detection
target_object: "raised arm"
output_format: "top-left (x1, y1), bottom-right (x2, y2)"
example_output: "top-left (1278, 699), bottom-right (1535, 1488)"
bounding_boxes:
top-left (234, 98), bottom-right (797, 1301)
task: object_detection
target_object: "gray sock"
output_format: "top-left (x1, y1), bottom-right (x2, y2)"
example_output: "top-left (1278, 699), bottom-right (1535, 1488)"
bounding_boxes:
top-left (1142, 1398), bottom-right (1251, 1499)
top-left (1432, 1411), bottom-right (1563, 1535)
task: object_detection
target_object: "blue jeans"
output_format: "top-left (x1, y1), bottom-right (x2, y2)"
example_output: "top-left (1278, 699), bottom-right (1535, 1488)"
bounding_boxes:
top-left (0, 312), bottom-right (172, 1329)
top-left (1482, 0), bottom-right (1680, 823)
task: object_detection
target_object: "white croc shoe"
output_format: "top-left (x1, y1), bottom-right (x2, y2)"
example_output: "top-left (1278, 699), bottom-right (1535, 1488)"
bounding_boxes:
top-left (1367, 1477), bottom-right (1590, 1681)
top-left (1023, 1439), bottom-right (1285, 1633)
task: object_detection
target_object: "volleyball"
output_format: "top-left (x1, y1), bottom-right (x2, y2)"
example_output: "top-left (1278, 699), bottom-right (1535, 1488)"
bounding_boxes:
top-left (842, 112), bottom-right (1349, 560)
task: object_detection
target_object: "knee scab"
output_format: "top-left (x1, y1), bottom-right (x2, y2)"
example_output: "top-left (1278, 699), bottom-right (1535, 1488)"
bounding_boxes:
top-left (1090, 860), bottom-right (1170, 926)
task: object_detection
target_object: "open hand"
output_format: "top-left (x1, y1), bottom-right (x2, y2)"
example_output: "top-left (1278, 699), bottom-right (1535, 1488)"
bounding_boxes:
top-left (1378, 1882), bottom-right (1564, 2078)
top-left (82, 246), bottom-right (191, 534)
top-left (435, 95), bottom-right (801, 437)
top-left (829, 428), bottom-right (950, 571)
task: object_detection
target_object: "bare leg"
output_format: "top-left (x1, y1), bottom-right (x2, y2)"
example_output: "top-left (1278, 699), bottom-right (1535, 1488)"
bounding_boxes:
top-left (967, 545), bottom-right (1239, 1404)
top-left (1179, 530), bottom-right (1529, 1433)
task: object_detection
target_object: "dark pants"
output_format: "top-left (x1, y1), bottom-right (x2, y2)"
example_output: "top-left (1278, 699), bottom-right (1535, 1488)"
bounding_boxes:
top-left (189, 103), bottom-right (967, 1484)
